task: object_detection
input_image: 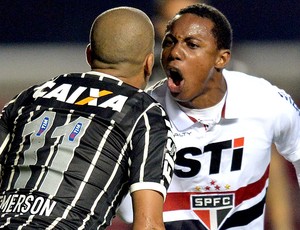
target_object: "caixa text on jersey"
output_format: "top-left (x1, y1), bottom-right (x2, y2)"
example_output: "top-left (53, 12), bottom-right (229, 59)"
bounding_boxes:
top-left (33, 81), bottom-right (128, 112)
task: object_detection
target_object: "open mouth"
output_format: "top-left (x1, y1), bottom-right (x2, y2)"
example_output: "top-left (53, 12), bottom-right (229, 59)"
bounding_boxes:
top-left (166, 68), bottom-right (184, 94)
top-left (168, 69), bottom-right (183, 86)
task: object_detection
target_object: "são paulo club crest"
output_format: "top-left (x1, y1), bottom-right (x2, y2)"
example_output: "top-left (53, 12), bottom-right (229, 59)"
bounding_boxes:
top-left (191, 193), bottom-right (234, 230)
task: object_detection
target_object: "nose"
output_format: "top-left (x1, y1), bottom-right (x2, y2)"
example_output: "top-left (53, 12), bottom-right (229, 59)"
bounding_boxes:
top-left (167, 43), bottom-right (183, 61)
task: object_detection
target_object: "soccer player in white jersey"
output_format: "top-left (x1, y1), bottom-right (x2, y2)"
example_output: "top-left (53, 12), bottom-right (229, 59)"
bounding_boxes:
top-left (117, 3), bottom-right (300, 230)
top-left (0, 7), bottom-right (176, 230)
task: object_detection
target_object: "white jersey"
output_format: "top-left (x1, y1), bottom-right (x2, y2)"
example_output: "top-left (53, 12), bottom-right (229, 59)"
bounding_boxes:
top-left (118, 70), bottom-right (300, 230)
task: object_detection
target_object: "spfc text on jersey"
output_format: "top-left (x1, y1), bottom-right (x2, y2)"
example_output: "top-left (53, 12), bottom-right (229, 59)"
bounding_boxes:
top-left (191, 194), bottom-right (233, 208)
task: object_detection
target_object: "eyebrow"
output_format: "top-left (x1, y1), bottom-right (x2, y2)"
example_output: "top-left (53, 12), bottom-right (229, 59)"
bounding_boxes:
top-left (165, 32), bottom-right (204, 42)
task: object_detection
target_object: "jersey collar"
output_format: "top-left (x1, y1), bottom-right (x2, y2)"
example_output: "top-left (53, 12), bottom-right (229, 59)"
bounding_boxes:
top-left (86, 71), bottom-right (123, 82)
top-left (165, 90), bottom-right (195, 131)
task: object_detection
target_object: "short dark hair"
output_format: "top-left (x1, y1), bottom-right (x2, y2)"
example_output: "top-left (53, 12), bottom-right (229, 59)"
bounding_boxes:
top-left (167, 3), bottom-right (232, 50)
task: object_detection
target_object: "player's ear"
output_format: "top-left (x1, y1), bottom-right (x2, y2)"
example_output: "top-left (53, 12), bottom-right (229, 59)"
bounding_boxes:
top-left (215, 49), bottom-right (231, 70)
top-left (144, 52), bottom-right (154, 80)
top-left (86, 44), bottom-right (92, 66)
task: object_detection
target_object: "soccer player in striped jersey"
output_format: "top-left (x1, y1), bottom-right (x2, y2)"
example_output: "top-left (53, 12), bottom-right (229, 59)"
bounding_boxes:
top-left (118, 3), bottom-right (300, 230)
top-left (0, 7), bottom-right (176, 230)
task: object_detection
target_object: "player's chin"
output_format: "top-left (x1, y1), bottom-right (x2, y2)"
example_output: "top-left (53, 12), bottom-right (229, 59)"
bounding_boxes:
top-left (169, 92), bottom-right (190, 103)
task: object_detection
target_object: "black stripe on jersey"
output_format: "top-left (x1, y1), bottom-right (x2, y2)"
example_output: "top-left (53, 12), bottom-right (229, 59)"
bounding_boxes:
top-left (220, 194), bottom-right (266, 229)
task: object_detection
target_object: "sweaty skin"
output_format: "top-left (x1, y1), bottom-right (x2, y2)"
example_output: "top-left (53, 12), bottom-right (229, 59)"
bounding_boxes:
top-left (161, 13), bottom-right (230, 109)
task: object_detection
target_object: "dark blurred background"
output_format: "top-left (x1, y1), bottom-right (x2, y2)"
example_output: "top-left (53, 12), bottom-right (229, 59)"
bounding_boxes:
top-left (1, 1), bottom-right (300, 43)
top-left (1, 1), bottom-right (299, 104)
top-left (1, 1), bottom-right (300, 104)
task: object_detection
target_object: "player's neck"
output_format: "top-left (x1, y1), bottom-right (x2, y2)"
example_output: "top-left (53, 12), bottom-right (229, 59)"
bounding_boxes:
top-left (179, 76), bottom-right (227, 109)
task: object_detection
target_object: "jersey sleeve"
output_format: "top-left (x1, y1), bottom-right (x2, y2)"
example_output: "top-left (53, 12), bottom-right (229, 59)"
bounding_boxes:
top-left (273, 88), bottom-right (300, 162)
top-left (0, 98), bottom-right (17, 158)
top-left (0, 109), bottom-right (9, 159)
top-left (128, 102), bottom-right (176, 199)
top-left (0, 86), bottom-right (36, 163)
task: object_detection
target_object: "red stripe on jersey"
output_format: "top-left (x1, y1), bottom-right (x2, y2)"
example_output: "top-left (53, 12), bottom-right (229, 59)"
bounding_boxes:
top-left (235, 164), bottom-right (269, 205)
top-left (163, 165), bottom-right (269, 211)
top-left (188, 116), bottom-right (197, 123)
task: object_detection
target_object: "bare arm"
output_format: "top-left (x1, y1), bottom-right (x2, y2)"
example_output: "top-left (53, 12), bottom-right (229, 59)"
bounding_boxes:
top-left (266, 145), bottom-right (296, 230)
top-left (131, 189), bottom-right (165, 230)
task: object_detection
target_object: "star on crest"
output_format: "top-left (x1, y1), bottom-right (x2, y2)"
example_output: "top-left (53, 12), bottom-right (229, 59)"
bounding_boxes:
top-left (225, 184), bottom-right (231, 190)
top-left (195, 186), bottom-right (201, 191)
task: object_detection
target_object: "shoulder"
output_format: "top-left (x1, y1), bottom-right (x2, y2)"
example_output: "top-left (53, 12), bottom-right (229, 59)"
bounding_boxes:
top-left (224, 69), bottom-right (273, 89)
top-left (224, 70), bottom-right (299, 117)
top-left (224, 69), bottom-right (283, 101)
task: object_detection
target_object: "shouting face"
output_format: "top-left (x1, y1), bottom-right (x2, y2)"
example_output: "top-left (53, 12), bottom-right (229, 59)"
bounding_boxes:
top-left (161, 13), bottom-right (229, 108)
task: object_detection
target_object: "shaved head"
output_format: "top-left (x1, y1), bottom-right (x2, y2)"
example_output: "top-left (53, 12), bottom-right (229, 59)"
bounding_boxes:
top-left (89, 7), bottom-right (154, 72)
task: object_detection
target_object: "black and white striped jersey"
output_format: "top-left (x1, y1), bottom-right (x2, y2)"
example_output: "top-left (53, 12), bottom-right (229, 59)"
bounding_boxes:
top-left (0, 71), bottom-right (176, 229)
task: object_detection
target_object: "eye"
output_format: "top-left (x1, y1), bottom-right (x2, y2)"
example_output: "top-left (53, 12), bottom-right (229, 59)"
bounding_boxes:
top-left (162, 37), bottom-right (174, 48)
top-left (187, 41), bottom-right (199, 49)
